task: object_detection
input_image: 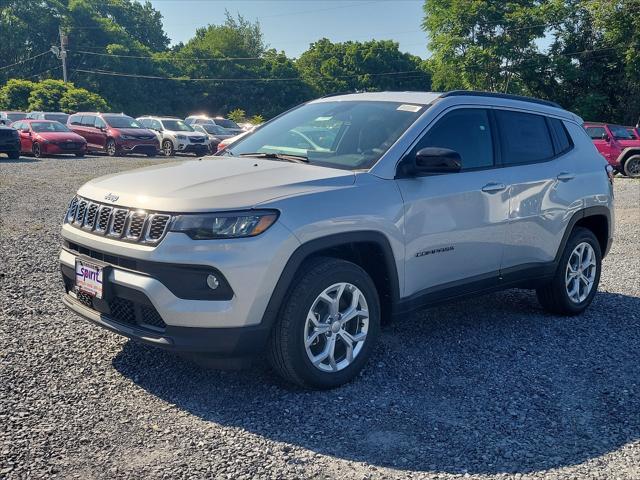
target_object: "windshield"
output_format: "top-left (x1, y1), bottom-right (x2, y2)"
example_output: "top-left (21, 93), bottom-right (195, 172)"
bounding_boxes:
top-left (609, 124), bottom-right (634, 140)
top-left (103, 115), bottom-right (141, 129)
top-left (44, 113), bottom-right (69, 123)
top-left (162, 119), bottom-right (193, 132)
top-left (627, 128), bottom-right (639, 139)
top-left (31, 121), bottom-right (70, 133)
top-left (203, 124), bottom-right (230, 135)
top-left (7, 113), bottom-right (26, 122)
top-left (215, 118), bottom-right (240, 129)
top-left (226, 100), bottom-right (424, 170)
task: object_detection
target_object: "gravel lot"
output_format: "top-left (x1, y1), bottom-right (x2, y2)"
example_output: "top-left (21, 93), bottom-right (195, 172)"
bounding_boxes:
top-left (1, 154), bottom-right (639, 480)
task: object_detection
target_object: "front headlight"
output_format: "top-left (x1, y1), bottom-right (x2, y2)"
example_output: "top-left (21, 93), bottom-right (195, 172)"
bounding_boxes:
top-left (121, 134), bottom-right (135, 140)
top-left (176, 134), bottom-right (187, 140)
top-left (170, 210), bottom-right (279, 240)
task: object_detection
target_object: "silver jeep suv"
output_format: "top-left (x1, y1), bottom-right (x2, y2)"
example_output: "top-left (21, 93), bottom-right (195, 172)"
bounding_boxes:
top-left (60, 91), bottom-right (614, 389)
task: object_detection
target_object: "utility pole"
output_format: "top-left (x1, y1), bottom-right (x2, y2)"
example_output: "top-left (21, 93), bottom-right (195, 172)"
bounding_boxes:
top-left (58, 26), bottom-right (68, 82)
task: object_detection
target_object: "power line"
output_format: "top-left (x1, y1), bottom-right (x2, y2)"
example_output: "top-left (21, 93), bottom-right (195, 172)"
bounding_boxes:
top-left (69, 50), bottom-right (265, 61)
top-left (0, 51), bottom-right (52, 72)
top-left (72, 68), bottom-right (428, 82)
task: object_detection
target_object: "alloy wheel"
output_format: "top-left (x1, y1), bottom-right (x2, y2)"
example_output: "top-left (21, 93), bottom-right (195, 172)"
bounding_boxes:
top-left (32, 143), bottom-right (41, 158)
top-left (304, 282), bottom-right (369, 372)
top-left (106, 140), bottom-right (117, 156)
top-left (162, 140), bottom-right (174, 157)
top-left (565, 242), bottom-right (597, 303)
top-left (626, 157), bottom-right (640, 177)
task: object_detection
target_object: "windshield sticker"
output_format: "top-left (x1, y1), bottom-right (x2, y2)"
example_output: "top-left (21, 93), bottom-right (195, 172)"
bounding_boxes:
top-left (314, 116), bottom-right (333, 121)
top-left (397, 104), bottom-right (422, 112)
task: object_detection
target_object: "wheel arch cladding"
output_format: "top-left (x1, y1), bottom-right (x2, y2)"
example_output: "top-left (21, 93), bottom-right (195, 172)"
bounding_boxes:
top-left (261, 231), bottom-right (400, 328)
top-left (556, 207), bottom-right (611, 264)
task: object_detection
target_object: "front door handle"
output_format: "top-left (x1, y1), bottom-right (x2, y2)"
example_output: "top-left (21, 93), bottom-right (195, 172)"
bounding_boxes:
top-left (481, 182), bottom-right (507, 193)
top-left (556, 172), bottom-right (576, 182)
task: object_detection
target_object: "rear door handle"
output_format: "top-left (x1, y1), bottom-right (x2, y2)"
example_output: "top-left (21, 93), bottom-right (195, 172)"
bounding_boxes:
top-left (556, 172), bottom-right (576, 182)
top-left (481, 182), bottom-right (507, 193)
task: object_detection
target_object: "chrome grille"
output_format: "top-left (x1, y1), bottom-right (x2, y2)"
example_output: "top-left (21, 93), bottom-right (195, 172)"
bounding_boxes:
top-left (74, 199), bottom-right (88, 225)
top-left (84, 203), bottom-right (99, 230)
top-left (65, 196), bottom-right (172, 245)
top-left (125, 211), bottom-right (147, 240)
top-left (110, 209), bottom-right (128, 236)
top-left (95, 206), bottom-right (112, 233)
top-left (146, 214), bottom-right (171, 241)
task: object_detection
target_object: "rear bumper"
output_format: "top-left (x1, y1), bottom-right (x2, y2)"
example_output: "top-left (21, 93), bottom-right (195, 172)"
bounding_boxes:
top-left (62, 293), bottom-right (271, 355)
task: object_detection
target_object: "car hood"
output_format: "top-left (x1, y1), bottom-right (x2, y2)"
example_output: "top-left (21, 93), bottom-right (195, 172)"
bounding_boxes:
top-left (115, 128), bottom-right (155, 137)
top-left (77, 156), bottom-right (355, 212)
top-left (36, 131), bottom-right (85, 142)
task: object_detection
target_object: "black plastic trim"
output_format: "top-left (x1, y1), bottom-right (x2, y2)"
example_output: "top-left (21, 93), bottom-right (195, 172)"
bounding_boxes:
top-left (441, 90), bottom-right (562, 109)
top-left (260, 231), bottom-right (400, 329)
top-left (62, 243), bottom-right (234, 301)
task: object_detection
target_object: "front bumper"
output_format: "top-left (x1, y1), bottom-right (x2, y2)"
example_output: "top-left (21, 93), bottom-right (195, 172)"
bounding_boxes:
top-left (118, 139), bottom-right (159, 154)
top-left (62, 293), bottom-right (271, 355)
top-left (0, 137), bottom-right (20, 153)
top-left (42, 142), bottom-right (86, 155)
top-left (59, 222), bottom-right (300, 354)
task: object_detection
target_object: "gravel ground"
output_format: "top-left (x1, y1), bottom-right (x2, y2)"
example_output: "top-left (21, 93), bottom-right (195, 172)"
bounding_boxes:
top-left (1, 154), bottom-right (639, 480)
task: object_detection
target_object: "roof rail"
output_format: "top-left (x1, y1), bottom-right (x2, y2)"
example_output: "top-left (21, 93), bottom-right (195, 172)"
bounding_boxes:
top-left (319, 90), bottom-right (359, 99)
top-left (441, 90), bottom-right (562, 109)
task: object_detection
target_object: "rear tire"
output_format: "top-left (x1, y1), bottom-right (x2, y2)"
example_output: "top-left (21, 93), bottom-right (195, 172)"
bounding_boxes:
top-left (268, 257), bottom-right (380, 389)
top-left (75, 152), bottom-right (84, 158)
top-left (623, 155), bottom-right (640, 178)
top-left (536, 227), bottom-right (602, 315)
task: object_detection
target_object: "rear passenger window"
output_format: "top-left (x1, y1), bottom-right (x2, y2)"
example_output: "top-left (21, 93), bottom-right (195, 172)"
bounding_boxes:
top-left (95, 117), bottom-right (106, 129)
top-left (495, 110), bottom-right (554, 165)
top-left (81, 115), bottom-right (95, 127)
top-left (416, 108), bottom-right (494, 170)
top-left (549, 118), bottom-right (572, 154)
top-left (585, 126), bottom-right (606, 140)
top-left (69, 114), bottom-right (82, 125)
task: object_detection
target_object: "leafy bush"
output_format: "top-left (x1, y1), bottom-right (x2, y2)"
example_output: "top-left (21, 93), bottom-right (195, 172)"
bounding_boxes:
top-left (0, 79), bottom-right (36, 110)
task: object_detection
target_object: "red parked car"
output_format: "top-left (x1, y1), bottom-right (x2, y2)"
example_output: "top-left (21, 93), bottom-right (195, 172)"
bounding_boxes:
top-left (67, 112), bottom-right (159, 157)
top-left (584, 122), bottom-right (640, 177)
top-left (11, 119), bottom-right (87, 158)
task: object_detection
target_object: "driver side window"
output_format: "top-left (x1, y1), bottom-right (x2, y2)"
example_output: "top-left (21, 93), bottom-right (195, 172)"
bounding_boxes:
top-left (413, 108), bottom-right (495, 170)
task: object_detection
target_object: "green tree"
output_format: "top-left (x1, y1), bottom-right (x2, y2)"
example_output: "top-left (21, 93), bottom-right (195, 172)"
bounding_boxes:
top-left (59, 87), bottom-right (108, 113)
top-left (249, 114), bottom-right (265, 125)
top-left (28, 79), bottom-right (70, 111)
top-left (227, 109), bottom-right (246, 123)
top-left (296, 39), bottom-right (430, 96)
top-left (0, 79), bottom-right (36, 110)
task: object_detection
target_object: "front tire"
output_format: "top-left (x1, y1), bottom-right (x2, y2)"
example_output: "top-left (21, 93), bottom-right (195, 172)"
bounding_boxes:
top-left (162, 140), bottom-right (174, 157)
top-left (536, 227), bottom-right (602, 315)
top-left (106, 139), bottom-right (118, 157)
top-left (268, 257), bottom-right (380, 389)
top-left (623, 155), bottom-right (640, 178)
top-left (32, 143), bottom-right (42, 158)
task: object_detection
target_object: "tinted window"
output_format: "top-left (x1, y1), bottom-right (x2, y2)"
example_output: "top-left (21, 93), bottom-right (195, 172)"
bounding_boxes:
top-left (7, 113), bottom-right (26, 122)
top-left (414, 108), bottom-right (494, 169)
top-left (69, 114), bottom-right (82, 125)
top-left (608, 124), bottom-right (633, 140)
top-left (43, 113), bottom-right (69, 123)
top-left (103, 115), bottom-right (141, 128)
top-left (162, 119), bottom-right (192, 132)
top-left (585, 126), bottom-right (607, 140)
top-left (31, 121), bottom-right (70, 132)
top-left (214, 118), bottom-right (240, 129)
top-left (495, 110), bottom-right (554, 165)
top-left (549, 118), bottom-right (572, 154)
top-left (81, 115), bottom-right (96, 127)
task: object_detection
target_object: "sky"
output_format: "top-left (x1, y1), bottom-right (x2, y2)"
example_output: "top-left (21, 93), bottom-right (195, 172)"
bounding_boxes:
top-left (147, 0), bottom-right (429, 58)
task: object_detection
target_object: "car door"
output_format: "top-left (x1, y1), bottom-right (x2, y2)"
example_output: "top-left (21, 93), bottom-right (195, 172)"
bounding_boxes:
top-left (495, 109), bottom-right (576, 271)
top-left (15, 122), bottom-right (31, 152)
top-left (585, 125), bottom-right (612, 162)
top-left (93, 116), bottom-right (109, 150)
top-left (396, 107), bottom-right (510, 297)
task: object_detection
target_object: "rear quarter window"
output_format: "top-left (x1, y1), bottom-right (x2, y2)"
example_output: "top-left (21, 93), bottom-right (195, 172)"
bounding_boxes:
top-left (549, 118), bottom-right (573, 155)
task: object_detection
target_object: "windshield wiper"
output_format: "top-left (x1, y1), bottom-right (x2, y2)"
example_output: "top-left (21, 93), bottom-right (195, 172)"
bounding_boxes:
top-left (238, 152), bottom-right (309, 163)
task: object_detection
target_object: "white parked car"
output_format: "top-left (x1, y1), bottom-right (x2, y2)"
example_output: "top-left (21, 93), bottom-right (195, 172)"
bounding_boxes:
top-left (137, 116), bottom-right (208, 157)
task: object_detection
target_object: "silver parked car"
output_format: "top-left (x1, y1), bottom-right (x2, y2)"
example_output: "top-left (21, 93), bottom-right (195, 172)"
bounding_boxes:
top-left (137, 116), bottom-right (208, 157)
top-left (60, 91), bottom-right (614, 389)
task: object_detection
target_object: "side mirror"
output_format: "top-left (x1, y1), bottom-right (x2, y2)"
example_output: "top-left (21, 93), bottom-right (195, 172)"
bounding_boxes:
top-left (601, 133), bottom-right (610, 142)
top-left (410, 147), bottom-right (462, 175)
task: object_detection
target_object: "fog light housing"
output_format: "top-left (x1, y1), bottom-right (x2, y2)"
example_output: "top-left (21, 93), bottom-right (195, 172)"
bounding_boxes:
top-left (206, 274), bottom-right (219, 290)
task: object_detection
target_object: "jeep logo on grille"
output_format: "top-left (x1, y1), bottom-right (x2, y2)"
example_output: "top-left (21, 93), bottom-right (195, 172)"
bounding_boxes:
top-left (104, 193), bottom-right (119, 203)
